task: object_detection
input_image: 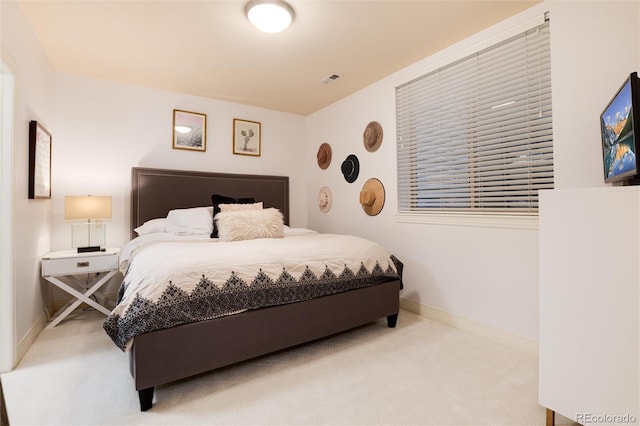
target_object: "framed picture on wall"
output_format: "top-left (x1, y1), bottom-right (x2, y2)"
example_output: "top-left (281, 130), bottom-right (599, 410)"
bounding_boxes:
top-left (173, 109), bottom-right (207, 152)
top-left (28, 120), bottom-right (52, 199)
top-left (233, 118), bottom-right (261, 156)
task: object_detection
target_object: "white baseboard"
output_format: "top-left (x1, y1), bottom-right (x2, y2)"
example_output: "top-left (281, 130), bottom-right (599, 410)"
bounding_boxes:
top-left (16, 312), bottom-right (47, 364)
top-left (400, 298), bottom-right (538, 356)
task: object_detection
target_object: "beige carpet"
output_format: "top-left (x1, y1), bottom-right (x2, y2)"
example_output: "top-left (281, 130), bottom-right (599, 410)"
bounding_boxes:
top-left (2, 309), bottom-right (575, 425)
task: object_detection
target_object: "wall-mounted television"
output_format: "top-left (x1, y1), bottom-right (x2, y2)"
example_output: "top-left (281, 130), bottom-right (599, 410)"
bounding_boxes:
top-left (600, 72), bottom-right (640, 185)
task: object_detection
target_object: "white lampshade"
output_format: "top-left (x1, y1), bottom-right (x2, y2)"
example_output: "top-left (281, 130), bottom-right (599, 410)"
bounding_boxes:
top-left (65, 196), bottom-right (112, 220)
top-left (65, 196), bottom-right (111, 251)
top-left (245, 0), bottom-right (294, 34)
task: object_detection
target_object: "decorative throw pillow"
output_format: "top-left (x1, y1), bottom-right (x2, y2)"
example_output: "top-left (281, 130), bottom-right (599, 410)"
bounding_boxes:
top-left (215, 208), bottom-right (284, 242)
top-left (210, 194), bottom-right (256, 238)
top-left (134, 218), bottom-right (166, 235)
top-left (166, 207), bottom-right (213, 236)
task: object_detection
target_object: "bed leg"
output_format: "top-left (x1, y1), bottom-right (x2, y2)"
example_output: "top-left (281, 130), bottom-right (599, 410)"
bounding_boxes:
top-left (139, 387), bottom-right (154, 411)
top-left (387, 313), bottom-right (398, 328)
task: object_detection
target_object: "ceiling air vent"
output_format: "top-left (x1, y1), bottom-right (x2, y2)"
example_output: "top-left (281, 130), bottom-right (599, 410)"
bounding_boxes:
top-left (321, 73), bottom-right (342, 85)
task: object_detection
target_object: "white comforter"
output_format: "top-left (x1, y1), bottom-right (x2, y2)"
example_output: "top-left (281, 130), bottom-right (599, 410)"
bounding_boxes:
top-left (104, 229), bottom-right (400, 350)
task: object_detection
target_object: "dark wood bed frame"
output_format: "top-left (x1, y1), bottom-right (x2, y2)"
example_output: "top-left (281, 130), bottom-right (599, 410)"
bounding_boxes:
top-left (128, 167), bottom-right (401, 411)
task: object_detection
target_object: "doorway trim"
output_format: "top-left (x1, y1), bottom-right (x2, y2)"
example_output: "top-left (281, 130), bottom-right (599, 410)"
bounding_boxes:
top-left (0, 53), bottom-right (17, 372)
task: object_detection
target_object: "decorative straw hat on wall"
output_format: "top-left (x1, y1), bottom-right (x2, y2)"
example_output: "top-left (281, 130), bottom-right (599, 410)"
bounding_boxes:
top-left (318, 186), bottom-right (332, 212)
top-left (317, 143), bottom-right (332, 169)
top-left (363, 121), bottom-right (383, 152)
top-left (359, 178), bottom-right (385, 216)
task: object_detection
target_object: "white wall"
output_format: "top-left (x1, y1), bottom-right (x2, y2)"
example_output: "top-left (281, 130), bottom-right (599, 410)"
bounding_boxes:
top-left (52, 75), bottom-right (308, 251)
top-left (5, 0), bottom-right (639, 352)
top-left (1, 1), bottom-right (56, 350)
top-left (3, 0), bottom-right (308, 348)
top-left (551, 1), bottom-right (640, 189)
top-left (48, 75), bottom-right (307, 305)
top-left (306, 0), bottom-right (640, 342)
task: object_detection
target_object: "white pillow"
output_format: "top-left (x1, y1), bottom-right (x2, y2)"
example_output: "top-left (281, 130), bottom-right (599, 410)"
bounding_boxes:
top-left (218, 202), bottom-right (263, 212)
top-left (215, 208), bottom-right (284, 242)
top-left (134, 218), bottom-right (166, 235)
top-left (283, 226), bottom-right (318, 237)
top-left (165, 207), bottom-right (213, 236)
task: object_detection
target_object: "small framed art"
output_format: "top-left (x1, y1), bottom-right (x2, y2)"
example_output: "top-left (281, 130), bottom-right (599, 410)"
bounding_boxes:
top-left (173, 109), bottom-right (206, 152)
top-left (233, 118), bottom-right (261, 156)
top-left (28, 120), bottom-right (52, 199)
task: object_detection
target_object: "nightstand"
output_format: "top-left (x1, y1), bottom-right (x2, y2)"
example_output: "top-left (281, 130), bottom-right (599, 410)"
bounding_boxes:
top-left (41, 247), bottom-right (120, 328)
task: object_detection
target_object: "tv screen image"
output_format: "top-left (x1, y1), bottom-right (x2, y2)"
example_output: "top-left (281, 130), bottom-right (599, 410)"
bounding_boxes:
top-left (601, 73), bottom-right (638, 183)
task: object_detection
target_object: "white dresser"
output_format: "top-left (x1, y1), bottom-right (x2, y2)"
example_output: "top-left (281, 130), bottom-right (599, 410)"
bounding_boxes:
top-left (539, 187), bottom-right (639, 425)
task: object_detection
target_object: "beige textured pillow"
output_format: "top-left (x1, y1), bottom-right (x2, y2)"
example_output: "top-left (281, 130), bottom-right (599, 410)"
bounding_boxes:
top-left (218, 202), bottom-right (263, 212)
top-left (215, 208), bottom-right (284, 242)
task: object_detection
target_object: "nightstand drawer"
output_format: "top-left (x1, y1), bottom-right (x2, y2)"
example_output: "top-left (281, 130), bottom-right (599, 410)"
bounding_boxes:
top-left (42, 254), bottom-right (118, 276)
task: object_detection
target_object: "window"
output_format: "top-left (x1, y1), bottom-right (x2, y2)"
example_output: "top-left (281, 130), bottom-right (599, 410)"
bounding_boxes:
top-left (396, 20), bottom-right (553, 218)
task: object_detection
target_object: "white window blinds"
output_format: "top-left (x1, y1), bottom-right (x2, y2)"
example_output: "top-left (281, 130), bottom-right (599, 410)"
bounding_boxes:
top-left (396, 20), bottom-right (553, 214)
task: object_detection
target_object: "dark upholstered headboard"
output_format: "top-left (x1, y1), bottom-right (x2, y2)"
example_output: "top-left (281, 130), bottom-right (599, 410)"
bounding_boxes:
top-left (131, 167), bottom-right (289, 238)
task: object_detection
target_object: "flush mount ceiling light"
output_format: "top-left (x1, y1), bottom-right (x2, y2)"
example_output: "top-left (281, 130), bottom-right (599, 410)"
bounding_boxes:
top-left (245, 0), bottom-right (295, 34)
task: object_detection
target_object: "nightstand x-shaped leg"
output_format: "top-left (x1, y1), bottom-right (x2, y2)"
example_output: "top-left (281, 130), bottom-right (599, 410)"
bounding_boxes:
top-left (44, 269), bottom-right (118, 328)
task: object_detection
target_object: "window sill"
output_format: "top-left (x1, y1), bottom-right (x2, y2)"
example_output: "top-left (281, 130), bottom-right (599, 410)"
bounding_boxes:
top-left (395, 212), bottom-right (538, 230)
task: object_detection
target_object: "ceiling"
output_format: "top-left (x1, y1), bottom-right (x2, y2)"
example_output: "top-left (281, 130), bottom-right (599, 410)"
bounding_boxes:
top-left (18, 0), bottom-right (539, 116)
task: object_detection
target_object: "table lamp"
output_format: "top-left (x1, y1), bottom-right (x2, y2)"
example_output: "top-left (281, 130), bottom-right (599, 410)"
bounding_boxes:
top-left (64, 195), bottom-right (112, 253)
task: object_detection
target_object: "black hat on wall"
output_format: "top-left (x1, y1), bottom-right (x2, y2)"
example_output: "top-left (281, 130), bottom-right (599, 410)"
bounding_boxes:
top-left (341, 154), bottom-right (360, 183)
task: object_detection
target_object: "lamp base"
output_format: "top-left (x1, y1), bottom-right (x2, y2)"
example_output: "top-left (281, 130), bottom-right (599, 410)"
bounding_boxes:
top-left (77, 246), bottom-right (102, 253)
top-left (72, 223), bottom-right (106, 253)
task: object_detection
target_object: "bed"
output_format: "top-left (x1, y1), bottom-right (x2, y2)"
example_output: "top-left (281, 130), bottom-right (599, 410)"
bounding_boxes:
top-left (104, 167), bottom-right (402, 411)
